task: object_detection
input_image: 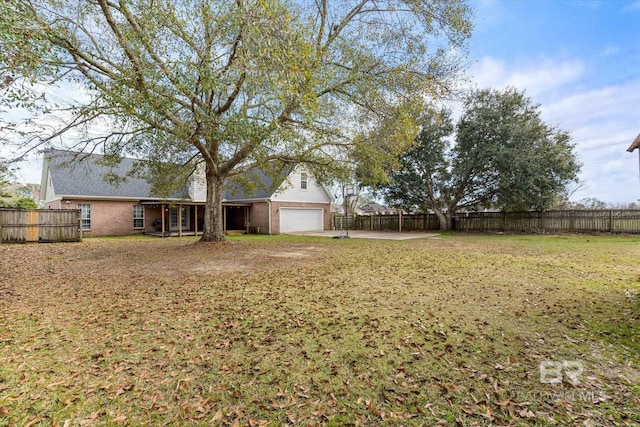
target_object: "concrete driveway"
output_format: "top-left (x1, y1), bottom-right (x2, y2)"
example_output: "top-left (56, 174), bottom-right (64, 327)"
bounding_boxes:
top-left (288, 230), bottom-right (439, 240)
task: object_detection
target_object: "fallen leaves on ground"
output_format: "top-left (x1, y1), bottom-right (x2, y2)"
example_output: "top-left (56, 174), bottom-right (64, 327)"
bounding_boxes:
top-left (0, 234), bottom-right (639, 425)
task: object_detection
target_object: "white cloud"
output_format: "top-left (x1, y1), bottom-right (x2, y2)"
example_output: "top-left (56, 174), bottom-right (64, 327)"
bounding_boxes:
top-left (600, 46), bottom-right (620, 57)
top-left (542, 80), bottom-right (640, 202)
top-left (1, 79), bottom-right (121, 185)
top-left (603, 159), bottom-right (627, 174)
top-left (467, 55), bottom-right (640, 203)
top-left (542, 80), bottom-right (640, 147)
top-left (623, 0), bottom-right (640, 12)
top-left (468, 57), bottom-right (507, 89)
top-left (470, 57), bottom-right (584, 98)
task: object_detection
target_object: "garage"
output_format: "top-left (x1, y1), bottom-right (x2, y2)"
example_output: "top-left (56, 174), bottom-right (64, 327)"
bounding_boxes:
top-left (279, 208), bottom-right (324, 233)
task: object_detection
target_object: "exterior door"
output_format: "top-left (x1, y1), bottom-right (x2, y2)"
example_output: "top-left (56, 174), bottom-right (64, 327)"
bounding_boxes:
top-left (170, 207), bottom-right (190, 231)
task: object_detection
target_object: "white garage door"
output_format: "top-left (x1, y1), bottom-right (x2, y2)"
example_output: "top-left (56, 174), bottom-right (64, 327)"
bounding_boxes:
top-left (280, 208), bottom-right (324, 233)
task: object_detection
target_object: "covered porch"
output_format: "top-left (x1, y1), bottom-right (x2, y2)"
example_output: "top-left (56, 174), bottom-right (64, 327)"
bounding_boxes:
top-left (142, 201), bottom-right (252, 237)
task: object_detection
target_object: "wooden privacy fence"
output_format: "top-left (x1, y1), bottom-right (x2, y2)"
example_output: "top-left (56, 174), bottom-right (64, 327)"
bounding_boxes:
top-left (0, 209), bottom-right (82, 243)
top-left (354, 213), bottom-right (441, 231)
top-left (331, 214), bottom-right (356, 230)
top-left (348, 209), bottom-right (640, 234)
top-left (455, 210), bottom-right (640, 233)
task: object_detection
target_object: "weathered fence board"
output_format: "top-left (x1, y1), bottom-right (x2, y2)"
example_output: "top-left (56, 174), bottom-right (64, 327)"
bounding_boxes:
top-left (331, 214), bottom-right (355, 230)
top-left (0, 209), bottom-right (81, 243)
top-left (336, 209), bottom-right (640, 234)
top-left (456, 210), bottom-right (640, 233)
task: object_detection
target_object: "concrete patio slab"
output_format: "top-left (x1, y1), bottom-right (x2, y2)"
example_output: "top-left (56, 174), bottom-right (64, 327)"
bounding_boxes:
top-left (288, 230), bottom-right (439, 240)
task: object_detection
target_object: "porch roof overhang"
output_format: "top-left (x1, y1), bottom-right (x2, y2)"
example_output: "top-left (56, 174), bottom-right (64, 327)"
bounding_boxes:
top-left (139, 200), bottom-right (252, 207)
top-left (139, 200), bottom-right (204, 205)
top-left (223, 197), bottom-right (269, 204)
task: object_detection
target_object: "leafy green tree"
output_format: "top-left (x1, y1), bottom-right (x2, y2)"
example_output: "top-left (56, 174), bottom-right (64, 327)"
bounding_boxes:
top-left (382, 88), bottom-right (581, 230)
top-left (0, 2), bottom-right (50, 111)
top-left (14, 196), bottom-right (37, 209)
top-left (0, 161), bottom-right (14, 201)
top-left (572, 197), bottom-right (608, 210)
top-left (0, 0), bottom-right (472, 241)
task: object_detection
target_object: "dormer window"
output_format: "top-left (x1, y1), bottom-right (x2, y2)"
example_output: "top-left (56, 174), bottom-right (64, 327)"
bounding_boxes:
top-left (300, 173), bottom-right (308, 190)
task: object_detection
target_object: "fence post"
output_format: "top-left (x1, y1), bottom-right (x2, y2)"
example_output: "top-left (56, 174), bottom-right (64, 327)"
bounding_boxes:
top-left (609, 209), bottom-right (613, 232)
top-left (78, 210), bottom-right (83, 240)
top-left (569, 210), bottom-right (574, 231)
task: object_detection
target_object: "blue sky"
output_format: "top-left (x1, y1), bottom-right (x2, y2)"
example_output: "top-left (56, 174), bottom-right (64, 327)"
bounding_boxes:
top-left (465, 0), bottom-right (640, 203)
top-left (11, 0), bottom-right (640, 204)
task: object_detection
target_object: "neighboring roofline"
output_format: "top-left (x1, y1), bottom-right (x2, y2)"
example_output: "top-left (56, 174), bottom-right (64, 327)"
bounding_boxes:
top-left (627, 133), bottom-right (640, 152)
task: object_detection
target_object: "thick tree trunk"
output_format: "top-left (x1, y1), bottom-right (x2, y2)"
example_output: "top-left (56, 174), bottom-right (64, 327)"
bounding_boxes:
top-left (433, 209), bottom-right (452, 231)
top-left (201, 172), bottom-right (225, 242)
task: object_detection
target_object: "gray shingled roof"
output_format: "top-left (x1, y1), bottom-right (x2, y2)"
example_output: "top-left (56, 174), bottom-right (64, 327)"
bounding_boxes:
top-left (223, 165), bottom-right (292, 201)
top-left (44, 149), bottom-right (289, 201)
top-left (45, 149), bottom-right (174, 199)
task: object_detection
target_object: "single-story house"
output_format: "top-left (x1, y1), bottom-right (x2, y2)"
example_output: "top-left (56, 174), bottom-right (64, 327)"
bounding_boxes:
top-left (356, 202), bottom-right (397, 215)
top-left (40, 149), bottom-right (333, 236)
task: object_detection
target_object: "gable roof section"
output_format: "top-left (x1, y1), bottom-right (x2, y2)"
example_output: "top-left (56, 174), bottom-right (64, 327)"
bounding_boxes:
top-left (223, 166), bottom-right (292, 201)
top-left (43, 149), bottom-right (189, 200)
top-left (42, 149), bottom-right (311, 202)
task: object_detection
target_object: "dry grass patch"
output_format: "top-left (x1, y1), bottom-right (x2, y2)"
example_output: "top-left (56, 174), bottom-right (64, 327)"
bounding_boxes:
top-left (0, 234), bottom-right (639, 426)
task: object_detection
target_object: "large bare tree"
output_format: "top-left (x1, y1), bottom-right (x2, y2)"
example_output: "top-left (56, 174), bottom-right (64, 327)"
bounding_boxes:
top-left (1, 0), bottom-right (472, 241)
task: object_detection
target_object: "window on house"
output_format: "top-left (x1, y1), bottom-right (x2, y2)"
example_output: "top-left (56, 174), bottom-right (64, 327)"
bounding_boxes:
top-left (78, 204), bottom-right (91, 230)
top-left (133, 205), bottom-right (144, 228)
top-left (300, 173), bottom-right (308, 190)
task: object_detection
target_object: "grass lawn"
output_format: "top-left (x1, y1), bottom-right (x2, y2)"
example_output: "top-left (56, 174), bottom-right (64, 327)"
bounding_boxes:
top-left (1, 233), bottom-right (639, 426)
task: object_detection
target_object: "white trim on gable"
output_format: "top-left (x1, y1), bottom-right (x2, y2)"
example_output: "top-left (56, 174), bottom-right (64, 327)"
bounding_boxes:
top-left (40, 168), bottom-right (59, 204)
top-left (189, 163), bottom-right (207, 202)
top-left (271, 166), bottom-right (332, 204)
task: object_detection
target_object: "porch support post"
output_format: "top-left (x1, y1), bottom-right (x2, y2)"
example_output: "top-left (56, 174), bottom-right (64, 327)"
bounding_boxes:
top-left (194, 205), bottom-right (198, 235)
top-left (223, 205), bottom-right (226, 234)
top-left (178, 204), bottom-right (183, 237)
top-left (161, 204), bottom-right (166, 238)
top-left (245, 206), bottom-right (249, 233)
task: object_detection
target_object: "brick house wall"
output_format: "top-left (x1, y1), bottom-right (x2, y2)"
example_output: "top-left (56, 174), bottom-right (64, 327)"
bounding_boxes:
top-left (249, 202), bottom-right (271, 233)
top-left (42, 198), bottom-right (330, 236)
top-left (44, 199), bottom-right (146, 236)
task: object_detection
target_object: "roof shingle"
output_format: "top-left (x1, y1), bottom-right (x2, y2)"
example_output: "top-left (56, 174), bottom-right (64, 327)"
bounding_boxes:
top-left (44, 149), bottom-right (290, 201)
